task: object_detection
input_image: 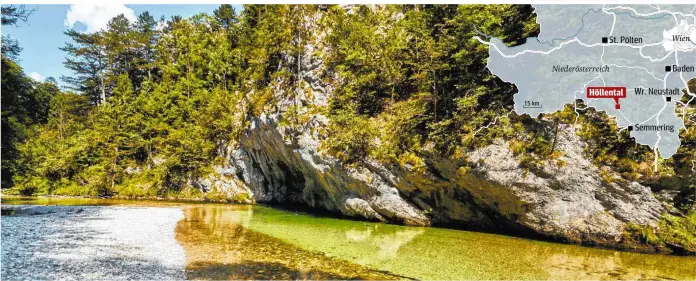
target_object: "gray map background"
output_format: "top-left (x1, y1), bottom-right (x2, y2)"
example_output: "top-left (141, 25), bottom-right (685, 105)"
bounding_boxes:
top-left (486, 4), bottom-right (696, 159)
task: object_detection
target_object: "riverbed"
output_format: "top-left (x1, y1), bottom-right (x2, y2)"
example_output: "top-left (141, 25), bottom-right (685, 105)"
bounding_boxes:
top-left (1, 197), bottom-right (695, 280)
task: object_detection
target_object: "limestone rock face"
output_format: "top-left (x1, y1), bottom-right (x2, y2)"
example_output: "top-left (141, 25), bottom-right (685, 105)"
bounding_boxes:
top-left (227, 117), bottom-right (430, 226)
top-left (188, 11), bottom-right (665, 249)
top-left (193, 166), bottom-right (254, 204)
top-left (465, 125), bottom-right (663, 246)
top-left (343, 198), bottom-right (385, 221)
top-left (211, 116), bottom-right (663, 248)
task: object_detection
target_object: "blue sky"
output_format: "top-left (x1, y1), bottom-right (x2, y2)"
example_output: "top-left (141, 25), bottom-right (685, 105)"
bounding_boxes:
top-left (2, 4), bottom-right (242, 88)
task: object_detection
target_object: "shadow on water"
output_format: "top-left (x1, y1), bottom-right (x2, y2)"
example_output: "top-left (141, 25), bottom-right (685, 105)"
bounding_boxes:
top-left (186, 261), bottom-right (392, 280)
top-left (175, 205), bottom-right (408, 280)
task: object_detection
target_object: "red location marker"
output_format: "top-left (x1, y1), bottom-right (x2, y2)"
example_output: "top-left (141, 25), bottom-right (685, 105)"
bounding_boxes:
top-left (587, 87), bottom-right (627, 109)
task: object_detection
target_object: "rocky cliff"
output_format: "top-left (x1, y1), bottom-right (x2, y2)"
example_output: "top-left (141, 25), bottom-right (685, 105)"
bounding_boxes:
top-left (190, 19), bottom-right (678, 253)
top-left (201, 114), bottom-right (668, 250)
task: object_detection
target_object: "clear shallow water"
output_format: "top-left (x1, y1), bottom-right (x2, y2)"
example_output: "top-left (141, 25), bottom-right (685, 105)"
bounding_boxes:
top-left (1, 205), bottom-right (186, 280)
top-left (3, 197), bottom-right (695, 280)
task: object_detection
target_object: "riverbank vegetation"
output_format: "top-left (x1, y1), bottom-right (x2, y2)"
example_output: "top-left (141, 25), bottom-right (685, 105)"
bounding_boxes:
top-left (2, 5), bottom-right (694, 250)
top-left (4, 4), bottom-right (547, 197)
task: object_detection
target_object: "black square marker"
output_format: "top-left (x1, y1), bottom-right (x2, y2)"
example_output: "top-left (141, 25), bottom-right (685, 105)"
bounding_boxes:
top-left (666, 97), bottom-right (672, 102)
top-left (665, 66), bottom-right (672, 72)
top-left (602, 37), bottom-right (608, 43)
top-left (628, 126), bottom-right (633, 131)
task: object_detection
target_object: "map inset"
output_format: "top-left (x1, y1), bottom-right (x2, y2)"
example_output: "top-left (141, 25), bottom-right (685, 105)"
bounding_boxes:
top-left (480, 5), bottom-right (696, 165)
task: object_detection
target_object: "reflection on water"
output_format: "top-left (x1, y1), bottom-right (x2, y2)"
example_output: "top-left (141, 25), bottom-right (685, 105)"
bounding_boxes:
top-left (218, 206), bottom-right (696, 280)
top-left (3, 197), bottom-right (696, 280)
top-left (175, 205), bottom-right (400, 280)
top-left (344, 227), bottom-right (425, 260)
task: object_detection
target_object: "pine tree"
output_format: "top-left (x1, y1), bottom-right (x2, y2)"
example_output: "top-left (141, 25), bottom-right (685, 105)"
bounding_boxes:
top-left (104, 14), bottom-right (137, 91)
top-left (61, 30), bottom-right (108, 105)
top-left (133, 12), bottom-right (160, 85)
top-left (1, 5), bottom-right (33, 60)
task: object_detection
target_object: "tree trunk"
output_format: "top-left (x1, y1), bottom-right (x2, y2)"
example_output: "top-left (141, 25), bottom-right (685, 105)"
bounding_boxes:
top-left (100, 75), bottom-right (106, 105)
top-left (111, 146), bottom-right (118, 190)
top-left (550, 118), bottom-right (560, 155)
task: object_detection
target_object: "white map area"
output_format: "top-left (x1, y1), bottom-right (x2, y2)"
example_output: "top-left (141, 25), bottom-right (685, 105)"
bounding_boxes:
top-left (479, 5), bottom-right (696, 169)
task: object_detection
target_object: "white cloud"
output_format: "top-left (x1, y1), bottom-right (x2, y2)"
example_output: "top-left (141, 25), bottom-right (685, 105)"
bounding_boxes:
top-left (64, 4), bottom-right (136, 33)
top-left (29, 72), bottom-right (45, 82)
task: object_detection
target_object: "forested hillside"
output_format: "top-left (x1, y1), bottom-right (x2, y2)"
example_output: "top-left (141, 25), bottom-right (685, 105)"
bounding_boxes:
top-left (2, 5), bottom-right (64, 188)
top-left (2, 4), bottom-right (695, 253)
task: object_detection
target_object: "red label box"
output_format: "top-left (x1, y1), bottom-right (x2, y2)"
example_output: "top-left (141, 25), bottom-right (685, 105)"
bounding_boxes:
top-left (587, 86), bottom-right (627, 109)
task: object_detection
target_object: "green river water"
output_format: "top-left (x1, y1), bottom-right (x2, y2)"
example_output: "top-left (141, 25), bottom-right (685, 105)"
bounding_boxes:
top-left (3, 197), bottom-right (695, 280)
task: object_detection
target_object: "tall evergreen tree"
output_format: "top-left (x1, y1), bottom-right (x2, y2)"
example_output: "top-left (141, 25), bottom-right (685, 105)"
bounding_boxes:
top-left (104, 14), bottom-right (137, 91)
top-left (61, 30), bottom-right (108, 105)
top-left (133, 12), bottom-right (160, 84)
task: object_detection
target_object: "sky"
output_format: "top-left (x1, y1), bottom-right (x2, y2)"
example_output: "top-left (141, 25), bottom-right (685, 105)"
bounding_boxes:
top-left (2, 4), bottom-right (242, 88)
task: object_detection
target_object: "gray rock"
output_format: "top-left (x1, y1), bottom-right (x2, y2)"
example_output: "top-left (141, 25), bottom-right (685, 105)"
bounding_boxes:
top-left (369, 194), bottom-right (430, 226)
top-left (218, 99), bottom-right (665, 246)
top-left (230, 118), bottom-right (430, 225)
top-left (124, 166), bottom-right (141, 175)
top-left (4, 206), bottom-right (86, 216)
top-left (192, 166), bottom-right (254, 203)
top-left (11, 206), bottom-right (56, 216)
top-left (343, 198), bottom-right (384, 222)
top-left (466, 125), bottom-right (663, 245)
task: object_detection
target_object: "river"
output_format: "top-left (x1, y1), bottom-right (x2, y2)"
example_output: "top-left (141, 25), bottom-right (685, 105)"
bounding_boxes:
top-left (1, 197), bottom-right (695, 280)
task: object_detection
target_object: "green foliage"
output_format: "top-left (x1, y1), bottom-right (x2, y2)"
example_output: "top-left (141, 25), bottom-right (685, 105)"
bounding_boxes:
top-left (10, 5), bottom-right (310, 198)
top-left (624, 211), bottom-right (696, 254)
top-left (321, 108), bottom-right (377, 165)
top-left (1, 57), bottom-right (60, 187)
top-left (5, 5), bottom-right (695, 227)
top-left (373, 94), bottom-right (429, 166)
top-left (320, 5), bottom-right (540, 165)
top-left (1, 5), bottom-right (33, 60)
top-left (61, 12), bottom-right (162, 105)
